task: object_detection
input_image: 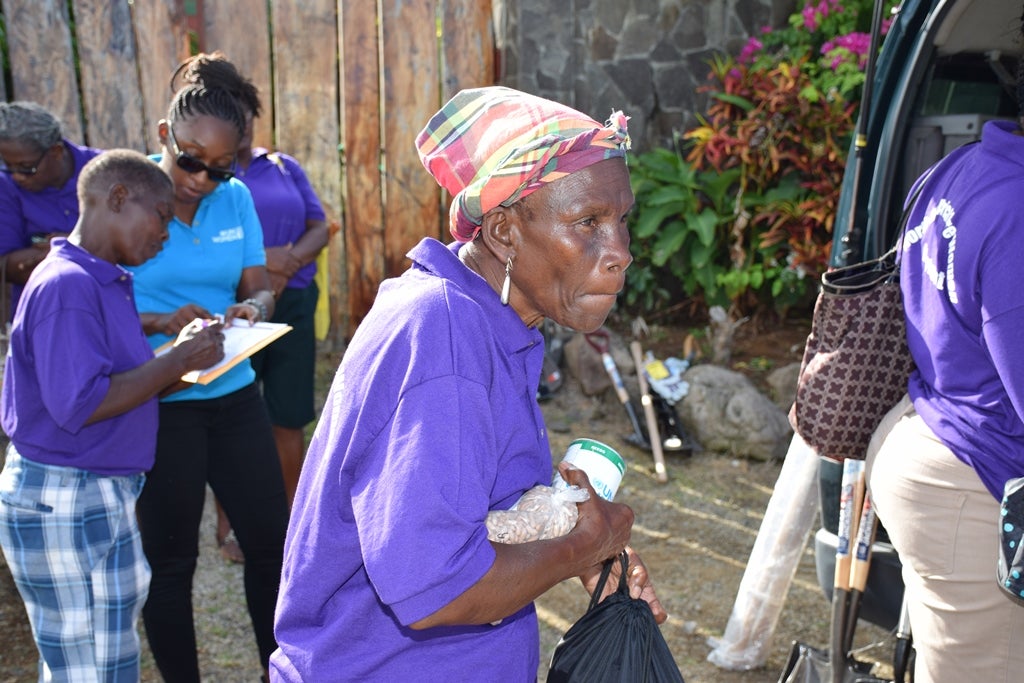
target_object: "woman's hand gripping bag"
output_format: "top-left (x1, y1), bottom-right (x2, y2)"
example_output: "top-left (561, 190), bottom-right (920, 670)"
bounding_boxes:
top-left (547, 552), bottom-right (685, 683)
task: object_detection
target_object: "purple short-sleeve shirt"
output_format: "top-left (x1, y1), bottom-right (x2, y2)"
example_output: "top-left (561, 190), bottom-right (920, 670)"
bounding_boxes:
top-left (271, 238), bottom-right (550, 681)
top-left (236, 150), bottom-right (326, 290)
top-left (0, 140), bottom-right (102, 314)
top-left (902, 120), bottom-right (1024, 498)
top-left (1, 239), bottom-right (158, 474)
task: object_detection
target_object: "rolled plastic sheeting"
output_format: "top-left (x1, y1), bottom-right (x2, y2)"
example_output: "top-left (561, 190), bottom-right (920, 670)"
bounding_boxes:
top-left (706, 432), bottom-right (821, 670)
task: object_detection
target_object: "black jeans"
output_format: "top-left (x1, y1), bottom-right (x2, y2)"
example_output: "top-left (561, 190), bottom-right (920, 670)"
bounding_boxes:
top-left (137, 383), bottom-right (288, 681)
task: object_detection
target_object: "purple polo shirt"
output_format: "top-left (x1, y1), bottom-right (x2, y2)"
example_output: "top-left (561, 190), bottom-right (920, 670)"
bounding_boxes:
top-left (0, 139), bottom-right (102, 314)
top-left (236, 149), bottom-right (325, 290)
top-left (271, 238), bottom-right (549, 681)
top-left (902, 120), bottom-right (1024, 499)
top-left (1, 239), bottom-right (158, 475)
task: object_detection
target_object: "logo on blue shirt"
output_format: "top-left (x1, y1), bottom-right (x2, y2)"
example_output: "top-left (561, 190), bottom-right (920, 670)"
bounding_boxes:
top-left (211, 227), bottom-right (244, 243)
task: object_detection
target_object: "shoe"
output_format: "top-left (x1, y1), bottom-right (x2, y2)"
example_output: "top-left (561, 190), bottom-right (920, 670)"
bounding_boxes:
top-left (217, 529), bottom-right (245, 564)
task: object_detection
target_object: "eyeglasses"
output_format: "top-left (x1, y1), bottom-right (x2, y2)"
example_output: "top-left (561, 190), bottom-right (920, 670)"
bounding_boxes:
top-left (0, 149), bottom-right (49, 177)
top-left (165, 125), bottom-right (235, 182)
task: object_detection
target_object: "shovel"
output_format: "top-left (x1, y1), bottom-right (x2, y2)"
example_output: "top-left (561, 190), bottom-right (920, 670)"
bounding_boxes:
top-left (844, 487), bottom-right (879, 658)
top-left (891, 598), bottom-right (913, 682)
top-left (830, 461), bottom-right (864, 680)
top-left (584, 330), bottom-right (649, 450)
top-left (778, 460), bottom-right (890, 683)
top-left (629, 340), bottom-right (669, 482)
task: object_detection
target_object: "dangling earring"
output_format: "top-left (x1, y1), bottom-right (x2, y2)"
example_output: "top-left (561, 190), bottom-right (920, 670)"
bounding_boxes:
top-left (500, 256), bottom-right (513, 306)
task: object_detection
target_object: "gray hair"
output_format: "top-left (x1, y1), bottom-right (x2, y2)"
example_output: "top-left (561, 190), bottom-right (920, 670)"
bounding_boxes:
top-left (0, 101), bottom-right (63, 151)
top-left (78, 149), bottom-right (172, 206)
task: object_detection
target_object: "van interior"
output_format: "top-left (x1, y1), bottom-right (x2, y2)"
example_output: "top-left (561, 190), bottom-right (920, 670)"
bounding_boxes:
top-left (871, 0), bottom-right (1023, 254)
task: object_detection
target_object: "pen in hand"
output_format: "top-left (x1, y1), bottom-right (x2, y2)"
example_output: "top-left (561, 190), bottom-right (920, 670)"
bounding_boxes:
top-left (175, 317), bottom-right (223, 346)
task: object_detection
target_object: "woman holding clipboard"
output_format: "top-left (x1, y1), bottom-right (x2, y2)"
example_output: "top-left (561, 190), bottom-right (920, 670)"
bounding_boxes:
top-left (172, 53), bottom-right (329, 564)
top-left (127, 79), bottom-right (288, 682)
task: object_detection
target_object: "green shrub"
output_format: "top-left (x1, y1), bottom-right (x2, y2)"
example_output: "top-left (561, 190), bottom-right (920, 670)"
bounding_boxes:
top-left (626, 0), bottom-right (897, 319)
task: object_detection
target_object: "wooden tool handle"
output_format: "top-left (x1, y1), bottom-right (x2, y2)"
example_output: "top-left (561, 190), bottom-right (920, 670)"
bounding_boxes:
top-left (834, 460), bottom-right (864, 591)
top-left (848, 490), bottom-right (878, 592)
top-left (630, 341), bottom-right (668, 482)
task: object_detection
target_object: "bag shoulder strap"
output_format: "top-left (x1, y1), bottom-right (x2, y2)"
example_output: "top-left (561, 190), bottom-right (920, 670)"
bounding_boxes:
top-left (891, 160), bottom-right (941, 256)
top-left (890, 139), bottom-right (987, 257)
top-left (823, 157), bottom-right (942, 292)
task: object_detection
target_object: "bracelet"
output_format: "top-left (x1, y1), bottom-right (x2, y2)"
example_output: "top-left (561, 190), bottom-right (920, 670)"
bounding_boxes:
top-left (241, 297), bottom-right (268, 322)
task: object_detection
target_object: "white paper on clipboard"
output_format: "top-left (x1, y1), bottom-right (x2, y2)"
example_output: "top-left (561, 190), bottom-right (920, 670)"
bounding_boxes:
top-left (156, 320), bottom-right (292, 385)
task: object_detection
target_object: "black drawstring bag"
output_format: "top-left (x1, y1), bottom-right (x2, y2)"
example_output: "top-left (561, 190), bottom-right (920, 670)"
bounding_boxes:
top-left (547, 552), bottom-right (685, 682)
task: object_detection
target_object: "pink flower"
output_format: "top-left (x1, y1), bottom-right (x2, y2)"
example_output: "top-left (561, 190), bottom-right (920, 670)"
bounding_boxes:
top-left (803, 0), bottom-right (846, 31)
top-left (836, 32), bottom-right (871, 55)
top-left (821, 31), bottom-right (873, 71)
top-left (802, 4), bottom-right (819, 30)
top-left (739, 37), bottom-right (764, 64)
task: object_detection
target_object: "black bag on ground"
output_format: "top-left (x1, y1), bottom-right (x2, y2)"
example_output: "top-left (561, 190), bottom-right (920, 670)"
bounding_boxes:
top-left (547, 552), bottom-right (684, 683)
top-left (777, 640), bottom-right (883, 683)
top-left (778, 641), bottom-right (830, 683)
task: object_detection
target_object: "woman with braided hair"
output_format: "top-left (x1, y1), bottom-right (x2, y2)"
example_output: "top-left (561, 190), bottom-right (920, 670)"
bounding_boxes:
top-left (172, 52), bottom-right (329, 565)
top-left (127, 77), bottom-right (288, 681)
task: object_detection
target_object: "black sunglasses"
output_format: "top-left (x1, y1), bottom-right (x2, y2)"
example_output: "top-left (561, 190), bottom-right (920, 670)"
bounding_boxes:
top-left (165, 125), bottom-right (235, 183)
top-left (0, 148), bottom-right (49, 177)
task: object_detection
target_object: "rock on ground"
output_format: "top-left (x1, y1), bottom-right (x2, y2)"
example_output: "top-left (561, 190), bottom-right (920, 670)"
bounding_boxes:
top-left (678, 365), bottom-right (792, 461)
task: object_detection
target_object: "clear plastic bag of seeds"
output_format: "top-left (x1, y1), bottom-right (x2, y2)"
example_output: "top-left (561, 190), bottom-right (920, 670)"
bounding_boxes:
top-left (486, 484), bottom-right (590, 544)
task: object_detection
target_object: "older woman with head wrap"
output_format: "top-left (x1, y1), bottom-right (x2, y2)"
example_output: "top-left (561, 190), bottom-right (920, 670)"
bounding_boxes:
top-left (270, 87), bottom-right (665, 682)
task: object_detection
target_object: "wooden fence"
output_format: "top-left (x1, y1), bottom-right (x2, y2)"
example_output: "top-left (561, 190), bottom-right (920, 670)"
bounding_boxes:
top-left (2, 0), bottom-right (495, 342)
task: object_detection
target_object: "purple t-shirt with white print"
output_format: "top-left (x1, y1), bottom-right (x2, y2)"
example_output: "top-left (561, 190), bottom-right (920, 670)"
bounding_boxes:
top-left (901, 119), bottom-right (1024, 499)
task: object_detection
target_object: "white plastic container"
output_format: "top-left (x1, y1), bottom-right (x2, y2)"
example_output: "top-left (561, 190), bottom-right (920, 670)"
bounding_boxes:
top-left (553, 438), bottom-right (626, 501)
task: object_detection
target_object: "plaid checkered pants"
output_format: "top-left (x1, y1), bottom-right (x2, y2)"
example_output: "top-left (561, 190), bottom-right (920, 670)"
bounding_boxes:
top-left (0, 446), bottom-right (150, 683)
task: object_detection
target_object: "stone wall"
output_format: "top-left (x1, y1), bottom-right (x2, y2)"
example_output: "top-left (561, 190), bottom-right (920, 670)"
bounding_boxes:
top-left (494, 0), bottom-right (795, 152)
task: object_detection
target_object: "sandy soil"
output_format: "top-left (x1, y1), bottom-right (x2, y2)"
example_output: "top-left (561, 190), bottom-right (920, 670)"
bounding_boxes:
top-left (0, 317), bottom-right (901, 682)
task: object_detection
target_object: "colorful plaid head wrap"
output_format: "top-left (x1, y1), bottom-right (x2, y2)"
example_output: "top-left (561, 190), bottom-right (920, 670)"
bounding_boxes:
top-left (416, 86), bottom-right (631, 242)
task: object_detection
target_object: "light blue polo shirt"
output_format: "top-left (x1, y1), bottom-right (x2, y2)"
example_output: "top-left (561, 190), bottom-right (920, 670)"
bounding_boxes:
top-left (128, 172), bottom-right (266, 402)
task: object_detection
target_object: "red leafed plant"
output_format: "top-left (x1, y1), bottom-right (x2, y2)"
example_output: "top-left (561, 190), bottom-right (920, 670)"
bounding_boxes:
top-left (688, 55), bottom-right (856, 275)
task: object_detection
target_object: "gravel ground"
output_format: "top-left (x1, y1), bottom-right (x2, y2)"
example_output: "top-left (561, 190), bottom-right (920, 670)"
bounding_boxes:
top-left (0, 325), bottom-right (902, 681)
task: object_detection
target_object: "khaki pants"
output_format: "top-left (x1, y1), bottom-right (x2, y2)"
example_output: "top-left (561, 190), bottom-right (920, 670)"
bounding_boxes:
top-left (865, 395), bottom-right (1024, 683)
